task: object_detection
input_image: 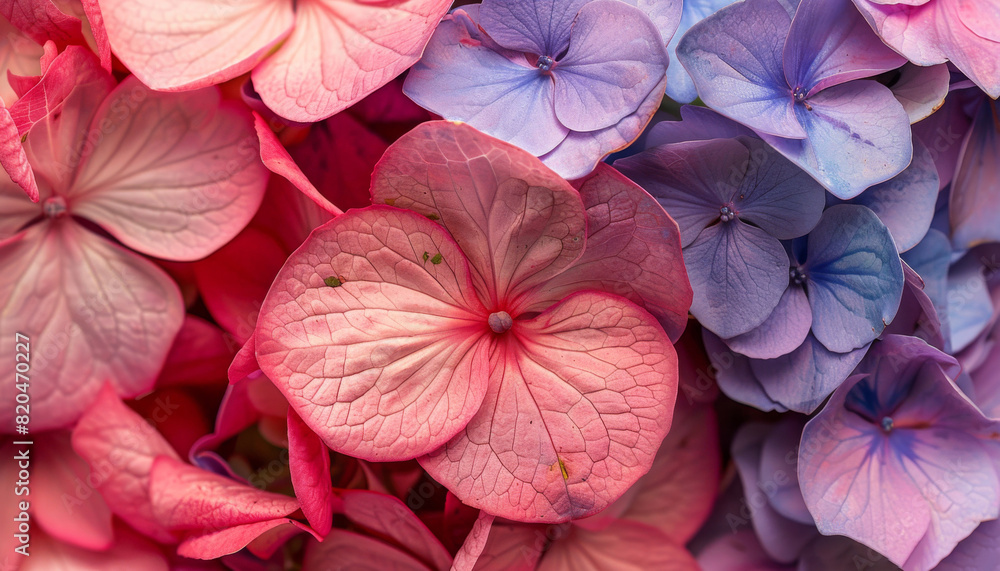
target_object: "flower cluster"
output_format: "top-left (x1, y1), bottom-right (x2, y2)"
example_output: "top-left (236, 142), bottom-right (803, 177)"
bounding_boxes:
top-left (0, 0), bottom-right (998, 569)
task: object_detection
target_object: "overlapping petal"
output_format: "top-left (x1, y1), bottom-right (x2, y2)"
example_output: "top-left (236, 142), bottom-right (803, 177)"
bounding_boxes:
top-left (950, 99), bottom-right (1000, 250)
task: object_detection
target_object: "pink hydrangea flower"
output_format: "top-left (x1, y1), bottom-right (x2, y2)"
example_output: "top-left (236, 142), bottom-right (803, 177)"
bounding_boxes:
top-left (253, 120), bottom-right (691, 522)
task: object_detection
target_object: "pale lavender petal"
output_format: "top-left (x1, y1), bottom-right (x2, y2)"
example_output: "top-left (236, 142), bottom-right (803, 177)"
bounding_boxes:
top-left (890, 63), bottom-right (950, 124)
top-left (645, 105), bottom-right (755, 147)
top-left (724, 285), bottom-right (812, 360)
top-left (704, 330), bottom-right (788, 413)
top-left (666, 0), bottom-right (739, 103)
top-left (478, 0), bottom-right (590, 56)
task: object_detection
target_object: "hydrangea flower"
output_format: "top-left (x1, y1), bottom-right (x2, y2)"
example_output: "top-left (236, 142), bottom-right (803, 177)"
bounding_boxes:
top-left (615, 135), bottom-right (826, 339)
top-left (0, 47), bottom-right (267, 431)
top-left (253, 121), bottom-right (691, 522)
top-left (851, 0), bottom-right (1000, 98)
top-left (92, 0), bottom-right (452, 122)
top-left (798, 335), bottom-right (1000, 570)
top-left (677, 0), bottom-right (910, 198)
top-left (403, 0), bottom-right (674, 179)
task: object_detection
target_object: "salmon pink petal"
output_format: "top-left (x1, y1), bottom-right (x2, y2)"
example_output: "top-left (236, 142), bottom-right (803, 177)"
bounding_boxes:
top-left (539, 521), bottom-right (699, 571)
top-left (530, 164), bottom-right (691, 342)
top-left (303, 529), bottom-right (431, 571)
top-left (287, 408), bottom-right (332, 537)
top-left (1, 221), bottom-right (184, 431)
top-left (370, 121), bottom-right (586, 310)
top-left (68, 78), bottom-right (268, 261)
top-left (178, 519), bottom-right (313, 560)
top-left (339, 490), bottom-right (452, 570)
top-left (97, 0), bottom-right (294, 90)
top-left (0, 15), bottom-right (43, 105)
top-left (255, 206), bottom-right (491, 462)
top-left (33, 432), bottom-right (113, 551)
top-left (420, 291), bottom-right (678, 523)
top-left (71, 384), bottom-right (181, 543)
top-left (2, 0), bottom-right (87, 48)
top-left (251, 0), bottom-right (451, 122)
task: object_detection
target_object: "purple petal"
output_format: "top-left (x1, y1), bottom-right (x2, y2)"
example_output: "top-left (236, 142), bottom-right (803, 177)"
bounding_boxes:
top-left (900, 229), bottom-right (952, 348)
top-left (935, 519), bottom-right (1000, 571)
top-left (645, 105), bottom-right (756, 147)
top-left (614, 138), bottom-right (747, 246)
top-left (402, 9), bottom-right (569, 157)
top-left (724, 285), bottom-right (812, 360)
top-left (666, 0), bottom-right (740, 104)
top-left (553, 0), bottom-right (668, 132)
top-left (734, 136), bottom-right (826, 239)
top-left (732, 422), bottom-right (818, 563)
top-left (758, 417), bottom-right (813, 524)
top-left (803, 204), bottom-right (904, 353)
top-left (677, 0), bottom-right (806, 139)
top-left (704, 330), bottom-right (787, 412)
top-left (749, 333), bottom-right (870, 414)
top-left (783, 0), bottom-right (906, 94)
top-left (950, 98), bottom-right (1000, 250)
top-left (947, 252), bottom-right (993, 353)
top-left (686, 221), bottom-right (790, 338)
top-left (619, 0), bottom-right (683, 47)
top-left (761, 80), bottom-right (912, 199)
top-left (478, 0), bottom-right (590, 57)
top-left (843, 136), bottom-right (939, 252)
top-left (890, 63), bottom-right (950, 124)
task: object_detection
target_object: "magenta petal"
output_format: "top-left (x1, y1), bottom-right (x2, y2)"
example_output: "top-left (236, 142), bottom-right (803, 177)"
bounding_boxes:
top-left (0, 100), bottom-right (38, 202)
top-left (531, 164), bottom-right (692, 342)
top-left (286, 408), bottom-right (332, 537)
top-left (420, 291), bottom-right (678, 523)
top-left (402, 9), bottom-right (569, 157)
top-left (539, 521), bottom-right (699, 570)
top-left (2, 0), bottom-right (87, 48)
top-left (255, 206), bottom-right (491, 461)
top-left (98, 0), bottom-right (294, 90)
top-left (71, 384), bottom-right (180, 543)
top-left (453, 512), bottom-right (495, 571)
top-left (1, 221), bottom-right (184, 431)
top-left (685, 221), bottom-right (789, 339)
top-left (371, 121), bottom-right (586, 309)
top-left (339, 490), bottom-right (452, 571)
top-left (252, 0), bottom-right (451, 122)
top-left (303, 529), bottom-right (430, 571)
top-left (69, 78), bottom-right (268, 261)
top-left (552, 0), bottom-right (668, 132)
top-left (158, 316), bottom-right (238, 387)
top-left (254, 112), bottom-right (342, 216)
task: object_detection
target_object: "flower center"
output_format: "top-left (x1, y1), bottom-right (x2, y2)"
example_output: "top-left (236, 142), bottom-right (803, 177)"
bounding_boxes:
top-left (881, 416), bottom-right (894, 433)
top-left (793, 86), bottom-right (808, 102)
top-left (719, 205), bottom-right (736, 222)
top-left (43, 196), bottom-right (68, 219)
top-left (536, 55), bottom-right (555, 72)
top-left (488, 311), bottom-right (513, 334)
top-left (789, 266), bottom-right (807, 285)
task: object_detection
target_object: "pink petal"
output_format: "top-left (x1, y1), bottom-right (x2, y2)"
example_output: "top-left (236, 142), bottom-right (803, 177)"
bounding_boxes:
top-left (464, 523), bottom-right (544, 571)
top-left (255, 206), bottom-right (492, 461)
top-left (452, 512), bottom-right (495, 571)
top-left (0, 16), bottom-right (43, 105)
top-left (287, 407), bottom-right (333, 537)
top-left (528, 163), bottom-right (692, 341)
top-left (33, 432), bottom-right (113, 551)
top-left (620, 404), bottom-right (720, 543)
top-left (420, 291), bottom-right (678, 522)
top-left (254, 111), bottom-right (342, 216)
top-left (68, 78), bottom-right (268, 261)
top-left (539, 521), bottom-right (698, 571)
top-left (340, 489), bottom-right (452, 571)
top-left (0, 164), bottom-right (42, 239)
top-left (177, 519), bottom-right (312, 560)
top-left (193, 227), bottom-right (288, 344)
top-left (371, 121), bottom-right (587, 310)
top-left (79, 0), bottom-right (112, 70)
top-left (70, 383), bottom-right (180, 543)
top-left (251, 0), bottom-right (451, 122)
top-left (97, 0), bottom-right (294, 90)
top-left (157, 315), bottom-right (238, 387)
top-left (1, 0), bottom-right (87, 48)
top-left (302, 529), bottom-right (431, 570)
top-left (150, 455), bottom-right (300, 531)
top-left (22, 524), bottom-right (169, 571)
top-left (0, 94), bottom-right (38, 202)
top-left (1, 221), bottom-right (184, 431)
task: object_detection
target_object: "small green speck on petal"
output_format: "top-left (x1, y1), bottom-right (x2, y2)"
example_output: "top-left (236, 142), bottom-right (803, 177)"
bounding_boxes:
top-left (422, 252), bottom-right (430, 261)
top-left (426, 213), bottom-right (440, 221)
top-left (324, 276), bottom-right (342, 288)
top-left (431, 253), bottom-right (443, 265)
